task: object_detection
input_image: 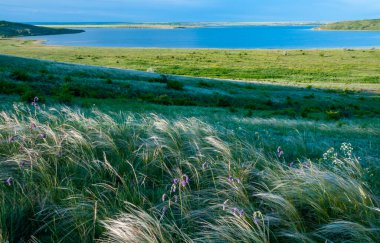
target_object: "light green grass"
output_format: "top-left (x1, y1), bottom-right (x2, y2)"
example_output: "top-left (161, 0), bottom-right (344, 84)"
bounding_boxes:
top-left (1, 38), bottom-right (380, 92)
top-left (1, 41), bottom-right (380, 242)
top-left (318, 19), bottom-right (380, 31)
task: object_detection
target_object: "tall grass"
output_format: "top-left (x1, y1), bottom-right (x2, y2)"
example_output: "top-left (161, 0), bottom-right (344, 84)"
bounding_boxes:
top-left (0, 104), bottom-right (379, 242)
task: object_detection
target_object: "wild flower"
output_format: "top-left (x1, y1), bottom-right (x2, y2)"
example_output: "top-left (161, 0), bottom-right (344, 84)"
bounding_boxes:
top-left (8, 136), bottom-right (17, 143)
top-left (227, 176), bottom-right (241, 184)
top-left (30, 122), bottom-right (37, 131)
top-left (39, 133), bottom-right (47, 139)
top-left (181, 174), bottom-right (189, 187)
top-left (231, 207), bottom-right (245, 217)
top-left (4, 177), bottom-right (13, 187)
top-left (20, 160), bottom-right (29, 168)
top-left (323, 147), bottom-right (342, 166)
top-left (340, 142), bottom-right (353, 158)
top-left (253, 211), bottom-right (263, 225)
top-left (171, 184), bottom-right (177, 193)
top-left (31, 97), bottom-right (39, 108)
top-left (173, 178), bottom-right (179, 184)
top-left (277, 146), bottom-right (284, 158)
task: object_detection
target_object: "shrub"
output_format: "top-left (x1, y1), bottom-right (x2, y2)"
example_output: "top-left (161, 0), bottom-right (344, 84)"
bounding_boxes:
top-left (166, 80), bottom-right (184, 91)
top-left (10, 70), bottom-right (30, 81)
top-left (64, 75), bottom-right (73, 82)
top-left (326, 110), bottom-right (342, 120)
top-left (54, 84), bottom-right (73, 103)
top-left (197, 81), bottom-right (213, 88)
top-left (104, 78), bottom-right (113, 84)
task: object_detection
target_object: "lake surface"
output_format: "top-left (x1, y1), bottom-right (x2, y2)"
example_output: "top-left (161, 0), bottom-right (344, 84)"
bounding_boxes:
top-left (23, 25), bottom-right (380, 49)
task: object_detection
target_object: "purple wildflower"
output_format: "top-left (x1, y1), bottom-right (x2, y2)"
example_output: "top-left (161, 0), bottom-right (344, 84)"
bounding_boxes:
top-left (181, 174), bottom-right (189, 187)
top-left (171, 185), bottom-right (177, 193)
top-left (8, 136), bottom-right (17, 143)
top-left (253, 216), bottom-right (260, 225)
top-left (277, 146), bottom-right (284, 158)
top-left (253, 211), bottom-right (262, 225)
top-left (20, 160), bottom-right (29, 168)
top-left (228, 176), bottom-right (233, 183)
top-left (4, 177), bottom-right (13, 187)
top-left (184, 174), bottom-right (189, 183)
top-left (231, 207), bottom-right (238, 216)
top-left (239, 209), bottom-right (245, 217)
top-left (39, 133), bottom-right (47, 139)
top-left (31, 97), bottom-right (39, 108)
top-left (30, 123), bottom-right (37, 131)
top-left (173, 178), bottom-right (179, 184)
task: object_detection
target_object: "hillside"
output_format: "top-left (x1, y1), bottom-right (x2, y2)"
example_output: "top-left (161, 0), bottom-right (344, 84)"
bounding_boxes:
top-left (0, 54), bottom-right (379, 242)
top-left (318, 19), bottom-right (380, 30)
top-left (0, 20), bottom-right (84, 37)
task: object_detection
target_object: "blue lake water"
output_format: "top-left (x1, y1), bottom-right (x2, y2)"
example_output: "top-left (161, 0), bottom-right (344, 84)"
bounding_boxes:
top-left (23, 25), bottom-right (380, 49)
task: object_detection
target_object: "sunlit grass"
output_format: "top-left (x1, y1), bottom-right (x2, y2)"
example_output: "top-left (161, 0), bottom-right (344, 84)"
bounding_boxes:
top-left (0, 104), bottom-right (379, 242)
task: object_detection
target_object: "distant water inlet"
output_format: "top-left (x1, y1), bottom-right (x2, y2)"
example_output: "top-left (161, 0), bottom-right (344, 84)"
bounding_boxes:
top-left (22, 25), bottom-right (380, 49)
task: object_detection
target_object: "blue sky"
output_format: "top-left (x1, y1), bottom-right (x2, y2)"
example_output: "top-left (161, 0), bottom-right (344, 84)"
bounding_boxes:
top-left (1, 0), bottom-right (379, 22)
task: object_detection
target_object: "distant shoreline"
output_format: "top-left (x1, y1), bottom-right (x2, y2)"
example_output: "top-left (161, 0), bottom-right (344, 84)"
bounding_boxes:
top-left (36, 22), bottom-right (324, 29)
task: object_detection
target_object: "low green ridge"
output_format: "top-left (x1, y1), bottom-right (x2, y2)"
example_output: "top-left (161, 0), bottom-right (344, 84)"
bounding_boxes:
top-left (0, 20), bottom-right (84, 37)
top-left (318, 19), bottom-right (380, 30)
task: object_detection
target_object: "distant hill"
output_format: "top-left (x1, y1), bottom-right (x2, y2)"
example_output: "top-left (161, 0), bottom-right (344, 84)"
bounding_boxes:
top-left (318, 19), bottom-right (380, 30)
top-left (0, 20), bottom-right (84, 37)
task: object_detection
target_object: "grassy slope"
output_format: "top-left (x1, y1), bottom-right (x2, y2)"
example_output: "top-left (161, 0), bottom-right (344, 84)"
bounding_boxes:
top-left (319, 19), bottom-right (380, 30)
top-left (0, 53), bottom-right (379, 166)
top-left (1, 39), bottom-right (380, 92)
top-left (0, 50), bottom-right (380, 241)
top-left (0, 21), bottom-right (84, 37)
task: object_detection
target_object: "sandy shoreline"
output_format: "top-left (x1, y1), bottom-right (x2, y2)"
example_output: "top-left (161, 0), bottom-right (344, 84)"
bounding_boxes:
top-left (37, 22), bottom-right (323, 29)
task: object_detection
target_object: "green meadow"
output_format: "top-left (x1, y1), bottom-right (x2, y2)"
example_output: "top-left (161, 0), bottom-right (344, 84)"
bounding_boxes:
top-left (319, 19), bottom-right (380, 31)
top-left (1, 38), bottom-right (380, 91)
top-left (0, 37), bottom-right (380, 242)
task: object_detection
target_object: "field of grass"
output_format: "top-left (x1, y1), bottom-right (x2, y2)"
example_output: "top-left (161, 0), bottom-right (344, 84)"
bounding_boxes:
top-left (1, 38), bottom-right (380, 92)
top-left (1, 39), bottom-right (380, 242)
top-left (318, 19), bottom-right (380, 31)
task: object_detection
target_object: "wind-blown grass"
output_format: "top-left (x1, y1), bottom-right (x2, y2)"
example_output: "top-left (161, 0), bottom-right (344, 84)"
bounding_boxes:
top-left (1, 104), bottom-right (379, 242)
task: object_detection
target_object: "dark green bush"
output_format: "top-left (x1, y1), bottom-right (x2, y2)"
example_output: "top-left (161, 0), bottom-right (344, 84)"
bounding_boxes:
top-left (10, 70), bottom-right (30, 81)
top-left (104, 78), bottom-right (113, 84)
top-left (167, 80), bottom-right (184, 90)
top-left (64, 75), bottom-right (73, 82)
top-left (197, 81), bottom-right (213, 88)
top-left (326, 110), bottom-right (342, 120)
top-left (54, 84), bottom-right (73, 103)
